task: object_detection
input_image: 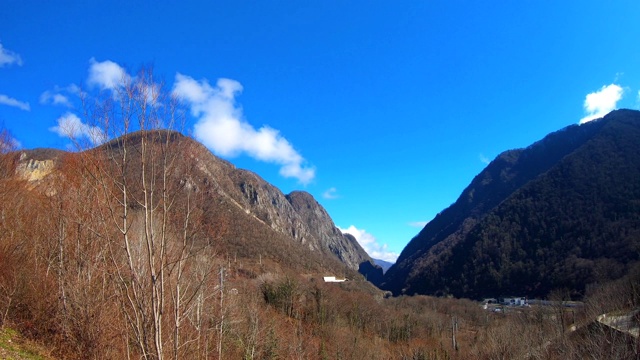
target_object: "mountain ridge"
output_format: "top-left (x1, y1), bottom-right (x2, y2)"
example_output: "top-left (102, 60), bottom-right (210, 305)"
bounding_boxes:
top-left (382, 109), bottom-right (640, 299)
top-left (9, 130), bottom-right (381, 278)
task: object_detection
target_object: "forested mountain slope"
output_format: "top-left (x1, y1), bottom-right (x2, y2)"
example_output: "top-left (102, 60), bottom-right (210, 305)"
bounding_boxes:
top-left (382, 109), bottom-right (640, 299)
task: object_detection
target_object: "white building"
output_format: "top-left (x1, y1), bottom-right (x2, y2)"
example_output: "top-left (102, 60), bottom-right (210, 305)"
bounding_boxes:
top-left (501, 297), bottom-right (528, 306)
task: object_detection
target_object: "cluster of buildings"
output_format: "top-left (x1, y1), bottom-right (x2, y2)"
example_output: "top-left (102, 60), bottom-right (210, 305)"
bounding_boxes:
top-left (482, 297), bottom-right (528, 311)
top-left (482, 296), bottom-right (528, 307)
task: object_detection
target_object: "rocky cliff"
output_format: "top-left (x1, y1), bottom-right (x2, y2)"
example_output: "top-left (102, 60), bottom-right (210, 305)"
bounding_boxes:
top-left (196, 142), bottom-right (382, 274)
top-left (286, 191), bottom-right (373, 270)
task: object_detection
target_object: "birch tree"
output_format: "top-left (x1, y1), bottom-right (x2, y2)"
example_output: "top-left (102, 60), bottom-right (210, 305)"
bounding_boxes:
top-left (79, 67), bottom-right (219, 359)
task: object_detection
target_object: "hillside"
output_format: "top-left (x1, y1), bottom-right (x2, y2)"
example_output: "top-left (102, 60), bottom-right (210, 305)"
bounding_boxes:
top-left (1, 123), bottom-right (639, 359)
top-left (9, 130), bottom-right (379, 278)
top-left (382, 109), bottom-right (640, 299)
top-left (0, 128), bottom-right (391, 358)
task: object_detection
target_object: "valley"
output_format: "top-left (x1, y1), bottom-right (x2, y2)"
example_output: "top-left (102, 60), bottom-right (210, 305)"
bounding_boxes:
top-left (0, 81), bottom-right (638, 358)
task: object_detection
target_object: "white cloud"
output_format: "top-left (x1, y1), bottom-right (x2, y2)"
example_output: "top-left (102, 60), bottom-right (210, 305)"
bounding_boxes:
top-left (338, 225), bottom-right (399, 263)
top-left (173, 73), bottom-right (315, 184)
top-left (322, 187), bottom-right (339, 199)
top-left (408, 221), bottom-right (428, 228)
top-left (50, 112), bottom-right (106, 145)
top-left (39, 85), bottom-right (79, 108)
top-left (579, 84), bottom-right (623, 124)
top-left (87, 60), bottom-right (161, 108)
top-left (0, 44), bottom-right (28, 112)
top-left (0, 94), bottom-right (30, 111)
top-left (87, 58), bottom-right (130, 90)
top-left (0, 43), bottom-right (22, 67)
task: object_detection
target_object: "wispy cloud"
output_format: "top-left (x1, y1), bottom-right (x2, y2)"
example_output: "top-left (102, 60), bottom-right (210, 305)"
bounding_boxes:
top-left (50, 112), bottom-right (106, 145)
top-left (479, 153), bottom-right (490, 165)
top-left (0, 44), bottom-right (28, 112)
top-left (40, 85), bottom-right (79, 108)
top-left (579, 84), bottom-right (623, 124)
top-left (338, 225), bottom-right (398, 263)
top-left (322, 187), bottom-right (340, 199)
top-left (173, 74), bottom-right (315, 184)
top-left (0, 43), bottom-right (23, 67)
top-left (87, 58), bottom-right (130, 90)
top-left (408, 221), bottom-right (428, 228)
top-left (0, 94), bottom-right (30, 111)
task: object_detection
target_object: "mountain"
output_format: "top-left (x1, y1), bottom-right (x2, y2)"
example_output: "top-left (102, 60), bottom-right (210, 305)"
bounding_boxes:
top-left (374, 259), bottom-right (394, 273)
top-left (382, 109), bottom-right (640, 299)
top-left (8, 130), bottom-right (379, 278)
top-left (3, 122), bottom-right (640, 359)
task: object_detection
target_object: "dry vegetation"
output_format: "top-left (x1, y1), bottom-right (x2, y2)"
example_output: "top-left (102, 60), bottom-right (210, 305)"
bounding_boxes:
top-left (0, 71), bottom-right (638, 359)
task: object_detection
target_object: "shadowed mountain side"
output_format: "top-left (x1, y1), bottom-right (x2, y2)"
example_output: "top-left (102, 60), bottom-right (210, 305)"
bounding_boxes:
top-left (359, 258), bottom-right (384, 285)
top-left (383, 109), bottom-right (640, 299)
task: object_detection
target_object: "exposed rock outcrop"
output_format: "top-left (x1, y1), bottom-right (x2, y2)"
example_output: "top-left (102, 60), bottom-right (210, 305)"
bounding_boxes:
top-left (286, 191), bottom-right (373, 270)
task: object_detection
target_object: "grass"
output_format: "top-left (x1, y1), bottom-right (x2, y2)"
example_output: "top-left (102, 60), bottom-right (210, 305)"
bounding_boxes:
top-left (0, 326), bottom-right (53, 360)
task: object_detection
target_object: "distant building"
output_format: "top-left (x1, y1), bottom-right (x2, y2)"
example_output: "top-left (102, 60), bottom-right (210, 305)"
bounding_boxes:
top-left (500, 297), bottom-right (528, 306)
top-left (481, 298), bottom-right (499, 310)
top-left (323, 276), bottom-right (347, 282)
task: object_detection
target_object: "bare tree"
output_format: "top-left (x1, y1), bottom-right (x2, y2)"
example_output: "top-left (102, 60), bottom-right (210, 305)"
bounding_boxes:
top-left (0, 128), bottom-right (27, 327)
top-left (72, 67), bottom-right (220, 359)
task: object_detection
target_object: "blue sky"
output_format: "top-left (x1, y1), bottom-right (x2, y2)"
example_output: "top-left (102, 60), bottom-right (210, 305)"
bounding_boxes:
top-left (2, 1), bottom-right (640, 262)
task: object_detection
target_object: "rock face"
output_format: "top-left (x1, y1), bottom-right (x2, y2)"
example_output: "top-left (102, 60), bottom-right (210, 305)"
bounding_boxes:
top-left (13, 149), bottom-right (64, 182)
top-left (192, 145), bottom-right (379, 273)
top-left (11, 131), bottom-right (379, 276)
top-left (286, 191), bottom-right (373, 270)
top-left (16, 157), bottom-right (55, 181)
top-left (382, 109), bottom-right (640, 299)
top-left (172, 138), bottom-right (376, 271)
